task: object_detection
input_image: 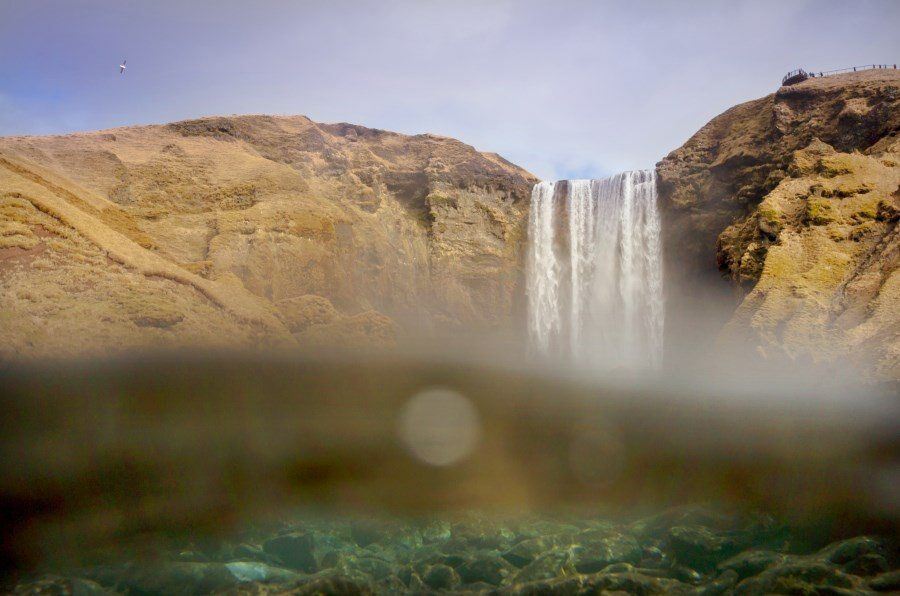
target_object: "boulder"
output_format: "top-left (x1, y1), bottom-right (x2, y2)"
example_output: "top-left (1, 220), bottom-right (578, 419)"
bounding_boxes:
top-left (869, 569), bottom-right (900, 592)
top-left (512, 548), bottom-right (577, 584)
top-left (733, 560), bottom-right (859, 595)
top-left (423, 563), bottom-right (461, 590)
top-left (717, 549), bottom-right (788, 580)
top-left (666, 525), bottom-right (740, 572)
top-left (263, 532), bottom-right (319, 572)
top-left (457, 551), bottom-right (517, 586)
top-left (13, 575), bottom-right (110, 595)
top-left (571, 529), bottom-right (642, 573)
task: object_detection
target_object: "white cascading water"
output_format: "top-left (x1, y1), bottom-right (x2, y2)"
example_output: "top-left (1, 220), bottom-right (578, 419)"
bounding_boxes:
top-left (526, 170), bottom-right (664, 369)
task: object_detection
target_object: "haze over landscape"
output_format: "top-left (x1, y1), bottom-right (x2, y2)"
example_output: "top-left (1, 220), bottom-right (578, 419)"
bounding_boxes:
top-left (2, 0), bottom-right (899, 179)
top-left (2, 1), bottom-right (900, 594)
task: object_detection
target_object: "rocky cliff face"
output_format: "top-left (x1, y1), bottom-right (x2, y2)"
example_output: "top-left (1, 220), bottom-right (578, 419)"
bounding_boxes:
top-left (657, 70), bottom-right (900, 379)
top-left (0, 115), bottom-right (536, 357)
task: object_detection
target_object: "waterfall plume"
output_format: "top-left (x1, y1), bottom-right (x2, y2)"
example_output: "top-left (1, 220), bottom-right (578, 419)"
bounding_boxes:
top-left (526, 170), bottom-right (663, 369)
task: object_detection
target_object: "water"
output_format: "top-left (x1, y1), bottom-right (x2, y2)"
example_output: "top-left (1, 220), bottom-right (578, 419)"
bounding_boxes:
top-left (2, 352), bottom-right (897, 593)
top-left (527, 171), bottom-right (664, 369)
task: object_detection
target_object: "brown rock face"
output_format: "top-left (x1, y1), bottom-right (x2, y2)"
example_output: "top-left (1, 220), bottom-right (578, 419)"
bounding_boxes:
top-left (656, 70), bottom-right (900, 378)
top-left (0, 115), bottom-right (536, 357)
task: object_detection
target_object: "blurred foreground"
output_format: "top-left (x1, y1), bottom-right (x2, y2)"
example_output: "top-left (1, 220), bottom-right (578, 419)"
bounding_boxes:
top-left (1, 348), bottom-right (898, 593)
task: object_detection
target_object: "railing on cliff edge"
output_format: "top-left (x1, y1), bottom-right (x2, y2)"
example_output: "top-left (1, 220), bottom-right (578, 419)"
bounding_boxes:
top-left (781, 63), bottom-right (897, 86)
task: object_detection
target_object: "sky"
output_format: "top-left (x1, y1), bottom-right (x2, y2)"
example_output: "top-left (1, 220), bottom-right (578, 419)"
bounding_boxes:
top-left (1, 0), bottom-right (898, 180)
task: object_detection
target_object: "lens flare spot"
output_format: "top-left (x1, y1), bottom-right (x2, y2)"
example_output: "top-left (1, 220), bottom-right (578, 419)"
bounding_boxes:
top-left (398, 388), bottom-right (481, 466)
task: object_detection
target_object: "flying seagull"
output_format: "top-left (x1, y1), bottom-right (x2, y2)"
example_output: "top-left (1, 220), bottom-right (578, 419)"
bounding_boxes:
top-left (119, 59), bottom-right (127, 74)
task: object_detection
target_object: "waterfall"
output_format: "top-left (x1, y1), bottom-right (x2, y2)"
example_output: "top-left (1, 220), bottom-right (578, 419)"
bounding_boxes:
top-left (526, 170), bottom-right (664, 369)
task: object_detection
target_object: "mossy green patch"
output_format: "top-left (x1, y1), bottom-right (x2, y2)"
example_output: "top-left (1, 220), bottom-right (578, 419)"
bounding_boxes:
top-left (832, 181), bottom-right (871, 198)
top-left (760, 245), bottom-right (797, 281)
top-left (817, 154), bottom-right (854, 178)
top-left (757, 206), bottom-right (783, 238)
top-left (759, 207), bottom-right (780, 224)
top-left (853, 206), bottom-right (877, 221)
top-left (806, 198), bottom-right (836, 225)
top-left (802, 250), bottom-right (851, 294)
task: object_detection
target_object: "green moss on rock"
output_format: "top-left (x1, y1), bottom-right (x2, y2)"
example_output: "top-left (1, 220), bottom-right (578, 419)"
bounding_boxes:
top-left (806, 198), bottom-right (836, 225)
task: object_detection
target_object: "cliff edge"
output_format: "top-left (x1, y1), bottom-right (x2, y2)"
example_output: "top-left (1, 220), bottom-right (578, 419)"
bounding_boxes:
top-left (657, 69), bottom-right (900, 379)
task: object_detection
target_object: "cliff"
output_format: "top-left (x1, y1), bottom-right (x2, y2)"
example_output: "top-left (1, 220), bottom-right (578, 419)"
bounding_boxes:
top-left (0, 115), bottom-right (536, 357)
top-left (657, 69), bottom-right (900, 379)
top-left (5, 74), bottom-right (898, 375)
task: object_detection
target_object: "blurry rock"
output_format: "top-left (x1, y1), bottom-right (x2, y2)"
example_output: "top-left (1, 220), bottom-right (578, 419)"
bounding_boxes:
top-left (819, 536), bottom-right (884, 565)
top-left (342, 556), bottom-right (393, 581)
top-left (317, 548), bottom-right (343, 570)
top-left (503, 537), bottom-right (555, 568)
top-left (600, 562), bottom-right (634, 574)
top-left (457, 551), bottom-right (516, 585)
top-left (292, 574), bottom-right (373, 595)
top-left (502, 570), bottom-right (687, 595)
top-left (499, 574), bottom-right (585, 595)
top-left (378, 574), bottom-right (408, 593)
top-left (630, 506), bottom-right (734, 539)
top-left (673, 565), bottom-right (703, 584)
top-left (406, 571), bottom-right (427, 591)
top-left (111, 561), bottom-right (298, 593)
top-left (232, 543), bottom-right (282, 566)
top-left (667, 525), bottom-right (739, 572)
top-left (439, 553), bottom-right (468, 569)
top-left (697, 569), bottom-right (739, 596)
top-left (13, 575), bottom-right (110, 595)
top-left (421, 521), bottom-right (452, 544)
top-left (222, 561), bottom-right (300, 583)
top-left (512, 549), bottom-right (577, 584)
top-left (423, 563), bottom-right (461, 590)
top-left (844, 553), bottom-right (889, 576)
top-left (463, 581), bottom-right (497, 592)
top-left (450, 521), bottom-right (516, 551)
top-left (515, 521), bottom-right (580, 541)
top-left (816, 536), bottom-right (890, 579)
top-left (733, 560), bottom-right (858, 595)
top-left (586, 571), bottom-right (688, 594)
top-left (869, 569), bottom-right (900, 592)
top-left (262, 532), bottom-right (318, 573)
top-left (350, 522), bottom-right (385, 548)
top-left (717, 549), bottom-right (787, 580)
top-left (571, 528), bottom-right (641, 573)
top-left (639, 545), bottom-right (668, 569)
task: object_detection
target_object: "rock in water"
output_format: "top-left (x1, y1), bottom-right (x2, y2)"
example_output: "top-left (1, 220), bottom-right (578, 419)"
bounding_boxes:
top-left (423, 564), bottom-right (461, 590)
top-left (262, 532), bottom-right (319, 573)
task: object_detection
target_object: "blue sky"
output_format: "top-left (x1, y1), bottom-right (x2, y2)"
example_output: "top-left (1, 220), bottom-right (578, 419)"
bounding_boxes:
top-left (1, 0), bottom-right (898, 180)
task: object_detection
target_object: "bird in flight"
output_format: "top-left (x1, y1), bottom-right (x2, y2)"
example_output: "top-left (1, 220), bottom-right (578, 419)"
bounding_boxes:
top-left (119, 59), bottom-right (127, 74)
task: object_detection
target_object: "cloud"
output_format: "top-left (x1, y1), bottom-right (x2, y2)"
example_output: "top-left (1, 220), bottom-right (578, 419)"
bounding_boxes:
top-left (1, 0), bottom-right (898, 179)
